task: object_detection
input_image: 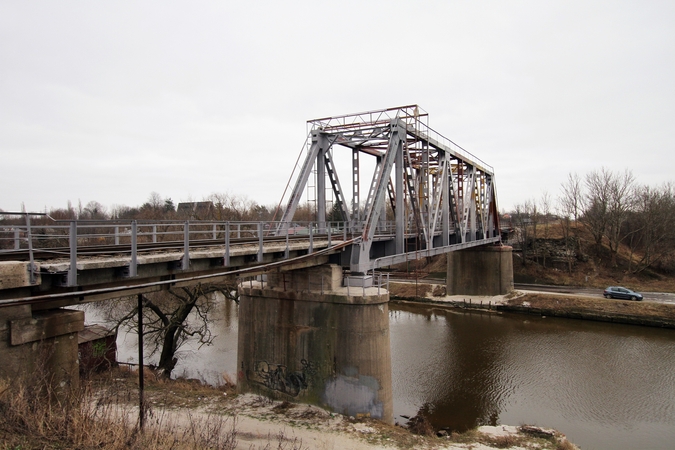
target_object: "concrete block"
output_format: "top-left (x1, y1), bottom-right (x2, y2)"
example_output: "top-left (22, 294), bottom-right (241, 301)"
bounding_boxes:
top-left (447, 245), bottom-right (514, 296)
top-left (11, 309), bottom-right (84, 345)
top-left (1, 308), bottom-right (83, 393)
top-left (0, 305), bottom-right (32, 332)
top-left (0, 261), bottom-right (40, 289)
top-left (267, 264), bottom-right (343, 292)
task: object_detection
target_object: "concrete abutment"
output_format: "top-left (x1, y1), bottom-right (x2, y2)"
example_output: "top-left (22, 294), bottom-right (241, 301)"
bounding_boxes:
top-left (237, 264), bottom-right (393, 423)
top-left (0, 306), bottom-right (84, 394)
top-left (447, 245), bottom-right (514, 296)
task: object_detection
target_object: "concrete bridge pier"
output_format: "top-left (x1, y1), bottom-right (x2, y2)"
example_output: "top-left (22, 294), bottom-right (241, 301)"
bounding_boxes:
top-left (237, 264), bottom-right (393, 423)
top-left (447, 245), bottom-right (514, 296)
top-left (0, 306), bottom-right (84, 393)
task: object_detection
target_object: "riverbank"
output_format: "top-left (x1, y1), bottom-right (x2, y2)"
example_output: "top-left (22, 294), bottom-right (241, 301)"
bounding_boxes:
top-left (96, 369), bottom-right (578, 450)
top-left (0, 368), bottom-right (578, 450)
top-left (388, 281), bottom-right (675, 329)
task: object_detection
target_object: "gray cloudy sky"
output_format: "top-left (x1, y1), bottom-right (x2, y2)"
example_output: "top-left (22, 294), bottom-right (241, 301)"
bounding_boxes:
top-left (1, 1), bottom-right (674, 214)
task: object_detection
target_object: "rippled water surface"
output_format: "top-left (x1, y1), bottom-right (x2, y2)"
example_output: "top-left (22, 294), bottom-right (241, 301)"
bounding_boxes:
top-left (85, 299), bottom-right (675, 450)
top-left (390, 303), bottom-right (675, 450)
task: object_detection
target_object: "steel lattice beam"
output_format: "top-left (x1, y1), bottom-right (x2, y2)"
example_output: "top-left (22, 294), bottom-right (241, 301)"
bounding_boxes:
top-left (277, 105), bottom-right (501, 273)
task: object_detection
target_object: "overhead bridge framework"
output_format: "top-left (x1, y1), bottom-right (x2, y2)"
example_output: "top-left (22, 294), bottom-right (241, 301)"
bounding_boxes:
top-left (277, 105), bottom-right (501, 273)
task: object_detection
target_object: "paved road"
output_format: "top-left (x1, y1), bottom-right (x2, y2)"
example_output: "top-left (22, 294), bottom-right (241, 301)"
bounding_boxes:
top-left (385, 277), bottom-right (675, 304)
top-left (514, 283), bottom-right (675, 304)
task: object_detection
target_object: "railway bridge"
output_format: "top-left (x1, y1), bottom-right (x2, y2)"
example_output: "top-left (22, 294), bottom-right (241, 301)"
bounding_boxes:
top-left (0, 106), bottom-right (512, 423)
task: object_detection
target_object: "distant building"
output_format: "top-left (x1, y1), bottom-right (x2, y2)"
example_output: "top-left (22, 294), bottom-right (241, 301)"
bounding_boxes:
top-left (177, 201), bottom-right (214, 220)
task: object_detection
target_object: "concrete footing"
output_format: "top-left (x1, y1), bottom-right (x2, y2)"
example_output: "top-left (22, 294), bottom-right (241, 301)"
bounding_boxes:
top-left (447, 245), bottom-right (514, 295)
top-left (0, 306), bottom-right (84, 393)
top-left (237, 264), bottom-right (393, 423)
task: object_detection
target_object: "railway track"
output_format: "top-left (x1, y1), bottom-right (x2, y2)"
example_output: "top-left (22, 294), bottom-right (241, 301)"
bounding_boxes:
top-left (0, 233), bottom-right (337, 262)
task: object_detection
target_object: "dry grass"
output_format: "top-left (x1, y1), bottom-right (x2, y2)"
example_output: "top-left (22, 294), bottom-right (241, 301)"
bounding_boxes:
top-left (0, 373), bottom-right (238, 450)
top-left (0, 364), bottom-right (244, 450)
top-left (98, 365), bottom-right (236, 410)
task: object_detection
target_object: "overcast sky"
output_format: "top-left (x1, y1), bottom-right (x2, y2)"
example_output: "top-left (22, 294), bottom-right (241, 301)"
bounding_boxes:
top-left (2, 1), bottom-right (674, 215)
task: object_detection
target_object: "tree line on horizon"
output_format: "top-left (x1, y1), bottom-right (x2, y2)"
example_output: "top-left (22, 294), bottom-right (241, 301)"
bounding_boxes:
top-left (1, 191), bottom-right (322, 224)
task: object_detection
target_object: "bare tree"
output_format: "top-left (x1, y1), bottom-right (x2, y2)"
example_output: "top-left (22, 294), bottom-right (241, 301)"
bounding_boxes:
top-left (604, 170), bottom-right (635, 266)
top-left (560, 173), bottom-right (583, 255)
top-left (625, 183), bottom-right (675, 273)
top-left (558, 173), bottom-right (584, 272)
top-left (512, 202), bottom-right (533, 265)
top-left (208, 192), bottom-right (254, 221)
top-left (540, 191), bottom-right (551, 267)
top-left (139, 192), bottom-right (169, 220)
top-left (528, 199), bottom-right (539, 264)
top-left (81, 201), bottom-right (108, 220)
top-left (582, 168), bottom-right (612, 248)
top-left (111, 283), bottom-right (237, 378)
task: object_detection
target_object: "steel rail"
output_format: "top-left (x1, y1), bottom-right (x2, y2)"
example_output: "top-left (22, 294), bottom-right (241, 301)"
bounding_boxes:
top-left (0, 233), bottom-right (352, 262)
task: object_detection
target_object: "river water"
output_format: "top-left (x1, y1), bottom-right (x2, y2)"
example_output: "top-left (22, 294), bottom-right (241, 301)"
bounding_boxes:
top-left (83, 298), bottom-right (675, 450)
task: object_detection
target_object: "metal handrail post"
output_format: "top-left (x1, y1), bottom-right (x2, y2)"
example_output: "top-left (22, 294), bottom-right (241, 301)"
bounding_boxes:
top-left (213, 223), bottom-right (217, 240)
top-left (327, 221), bottom-right (331, 246)
top-left (182, 221), bottom-right (190, 270)
top-left (25, 215), bottom-right (35, 285)
top-left (224, 222), bottom-right (230, 266)
top-left (257, 222), bottom-right (263, 263)
top-left (68, 221), bottom-right (77, 286)
top-left (309, 222), bottom-right (313, 254)
top-left (13, 228), bottom-right (19, 250)
top-left (137, 293), bottom-right (145, 431)
top-left (285, 231), bottom-right (289, 259)
top-left (130, 220), bottom-right (138, 277)
top-left (152, 225), bottom-right (157, 243)
top-left (115, 226), bottom-right (120, 245)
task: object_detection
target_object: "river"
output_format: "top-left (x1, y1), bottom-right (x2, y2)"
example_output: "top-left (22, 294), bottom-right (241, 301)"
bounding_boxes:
top-left (82, 297), bottom-right (675, 450)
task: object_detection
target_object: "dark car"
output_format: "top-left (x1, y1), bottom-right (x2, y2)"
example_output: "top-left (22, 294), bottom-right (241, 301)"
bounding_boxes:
top-left (603, 286), bottom-right (643, 301)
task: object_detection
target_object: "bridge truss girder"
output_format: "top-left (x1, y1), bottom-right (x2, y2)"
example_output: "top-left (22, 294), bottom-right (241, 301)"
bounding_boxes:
top-left (278, 106), bottom-right (501, 273)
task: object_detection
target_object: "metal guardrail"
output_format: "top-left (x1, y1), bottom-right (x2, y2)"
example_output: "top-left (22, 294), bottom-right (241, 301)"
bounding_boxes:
top-left (0, 214), bottom-right (401, 287)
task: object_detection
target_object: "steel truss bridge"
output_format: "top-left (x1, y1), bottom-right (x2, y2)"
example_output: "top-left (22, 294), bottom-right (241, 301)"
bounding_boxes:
top-left (278, 105), bottom-right (501, 273)
top-left (0, 105), bottom-right (501, 304)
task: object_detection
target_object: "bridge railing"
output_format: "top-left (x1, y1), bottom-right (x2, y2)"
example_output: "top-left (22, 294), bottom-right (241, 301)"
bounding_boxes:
top-left (0, 216), bottom-right (371, 286)
top-left (1, 216), bottom-right (407, 258)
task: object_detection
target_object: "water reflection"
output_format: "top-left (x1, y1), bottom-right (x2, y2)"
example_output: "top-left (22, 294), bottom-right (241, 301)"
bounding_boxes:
top-left (390, 305), bottom-right (512, 430)
top-left (390, 303), bottom-right (675, 450)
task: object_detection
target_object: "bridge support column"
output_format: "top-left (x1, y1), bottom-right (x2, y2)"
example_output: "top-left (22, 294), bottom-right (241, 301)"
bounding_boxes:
top-left (447, 245), bottom-right (514, 296)
top-left (237, 264), bottom-right (393, 423)
top-left (0, 306), bottom-right (84, 393)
